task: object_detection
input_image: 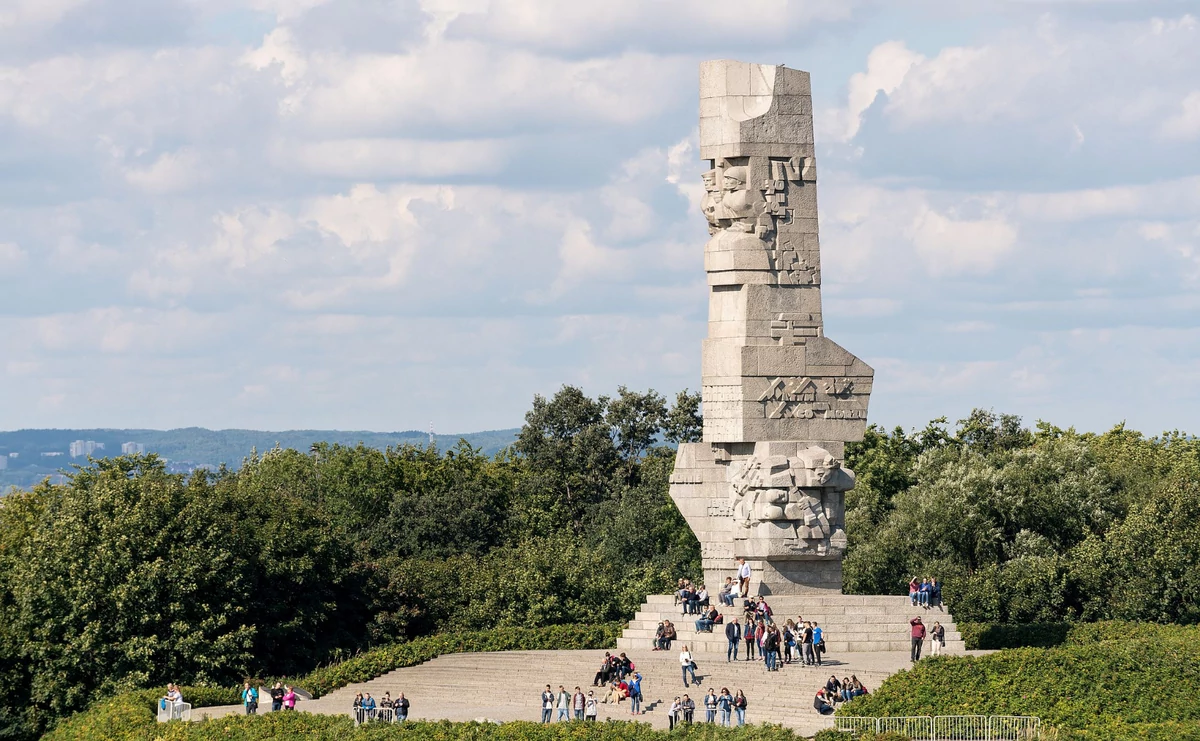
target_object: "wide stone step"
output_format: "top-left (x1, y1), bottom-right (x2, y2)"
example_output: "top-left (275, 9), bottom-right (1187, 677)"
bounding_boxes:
top-left (619, 633), bottom-right (964, 647)
top-left (648, 592), bottom-right (916, 601)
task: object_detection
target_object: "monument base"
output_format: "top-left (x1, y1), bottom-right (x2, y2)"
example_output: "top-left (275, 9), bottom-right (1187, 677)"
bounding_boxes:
top-left (669, 441), bottom-right (848, 596)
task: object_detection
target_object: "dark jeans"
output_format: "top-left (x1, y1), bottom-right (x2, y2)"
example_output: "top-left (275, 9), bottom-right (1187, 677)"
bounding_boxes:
top-left (804, 643), bottom-right (815, 664)
top-left (272, 701), bottom-right (282, 712)
top-left (744, 638), bottom-right (755, 659)
top-left (727, 639), bottom-right (739, 661)
top-left (911, 637), bottom-right (924, 661)
top-left (695, 618), bottom-right (714, 632)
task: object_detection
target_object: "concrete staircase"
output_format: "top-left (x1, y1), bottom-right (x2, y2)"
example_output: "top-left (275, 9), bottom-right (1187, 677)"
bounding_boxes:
top-left (618, 594), bottom-right (965, 655)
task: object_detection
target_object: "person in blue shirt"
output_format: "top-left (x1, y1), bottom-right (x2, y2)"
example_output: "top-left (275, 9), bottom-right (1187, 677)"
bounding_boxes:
top-left (241, 682), bottom-right (258, 715)
top-left (812, 622), bottom-right (824, 666)
top-left (919, 578), bottom-right (932, 607)
top-left (716, 687), bottom-right (733, 727)
top-left (627, 673), bottom-right (643, 715)
top-left (362, 692), bottom-right (377, 721)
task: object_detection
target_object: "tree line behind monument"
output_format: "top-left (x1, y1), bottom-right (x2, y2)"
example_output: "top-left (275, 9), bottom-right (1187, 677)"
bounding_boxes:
top-left (0, 387), bottom-right (1198, 738)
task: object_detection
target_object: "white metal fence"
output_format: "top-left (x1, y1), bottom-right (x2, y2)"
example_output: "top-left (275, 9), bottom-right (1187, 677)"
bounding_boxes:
top-left (354, 707), bottom-right (402, 726)
top-left (156, 701), bottom-right (191, 723)
top-left (835, 715), bottom-right (1040, 740)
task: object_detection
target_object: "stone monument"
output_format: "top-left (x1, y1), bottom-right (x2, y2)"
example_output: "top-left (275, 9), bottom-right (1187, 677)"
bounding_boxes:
top-left (669, 60), bottom-right (874, 594)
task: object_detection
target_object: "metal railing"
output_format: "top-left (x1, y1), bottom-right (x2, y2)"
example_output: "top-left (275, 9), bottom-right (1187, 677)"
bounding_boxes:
top-left (835, 715), bottom-right (1040, 740)
top-left (156, 701), bottom-right (191, 723)
top-left (353, 707), bottom-right (402, 725)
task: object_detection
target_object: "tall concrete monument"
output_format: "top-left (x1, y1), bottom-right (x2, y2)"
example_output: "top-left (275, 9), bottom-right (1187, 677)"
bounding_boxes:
top-left (669, 61), bottom-right (874, 594)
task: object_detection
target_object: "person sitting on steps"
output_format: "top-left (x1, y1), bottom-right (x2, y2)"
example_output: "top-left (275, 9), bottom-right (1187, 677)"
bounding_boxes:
top-left (814, 688), bottom-right (834, 716)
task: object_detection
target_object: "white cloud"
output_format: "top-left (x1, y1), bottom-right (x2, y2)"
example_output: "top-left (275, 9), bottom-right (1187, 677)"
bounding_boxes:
top-left (1162, 91), bottom-right (1200, 140)
top-left (908, 206), bottom-right (1017, 276)
top-left (124, 148), bottom-right (211, 193)
top-left (0, 242), bottom-right (27, 272)
top-left (824, 40), bottom-right (923, 142)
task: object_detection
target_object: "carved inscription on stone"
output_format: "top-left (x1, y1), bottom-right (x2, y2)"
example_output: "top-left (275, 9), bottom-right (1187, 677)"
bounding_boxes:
top-left (707, 501), bottom-right (733, 518)
top-left (770, 313), bottom-right (819, 346)
top-left (758, 376), bottom-right (866, 420)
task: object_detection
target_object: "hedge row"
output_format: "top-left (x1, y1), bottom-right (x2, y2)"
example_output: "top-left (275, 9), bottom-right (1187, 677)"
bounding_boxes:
top-left (957, 620), bottom-right (1200, 651)
top-left (838, 622), bottom-right (1200, 731)
top-left (45, 624), bottom-right (622, 741)
top-left (78, 716), bottom-right (809, 740)
top-left (1055, 721), bottom-right (1200, 741)
top-left (956, 622), bottom-right (1071, 650)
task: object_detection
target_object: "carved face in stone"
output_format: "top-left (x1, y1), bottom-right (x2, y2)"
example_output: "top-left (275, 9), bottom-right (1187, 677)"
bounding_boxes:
top-left (721, 166), bottom-right (748, 193)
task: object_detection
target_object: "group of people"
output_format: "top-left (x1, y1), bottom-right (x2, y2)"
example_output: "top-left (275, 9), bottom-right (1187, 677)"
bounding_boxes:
top-left (241, 681), bottom-right (297, 715)
top-left (909, 616), bottom-right (946, 661)
top-left (541, 685), bottom-right (602, 722)
top-left (813, 675), bottom-right (869, 715)
top-left (908, 576), bottom-right (943, 609)
top-left (652, 621), bottom-right (678, 650)
top-left (589, 656), bottom-right (647, 716)
top-left (718, 607), bottom-right (829, 672)
top-left (668, 688), bottom-right (748, 729)
top-left (351, 691), bottom-right (409, 723)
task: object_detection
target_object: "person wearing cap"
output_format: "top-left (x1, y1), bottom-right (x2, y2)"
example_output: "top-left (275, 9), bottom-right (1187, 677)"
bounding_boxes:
top-left (910, 616), bottom-right (927, 661)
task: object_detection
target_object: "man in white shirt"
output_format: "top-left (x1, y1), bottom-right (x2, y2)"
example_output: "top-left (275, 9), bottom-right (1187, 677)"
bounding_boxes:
top-left (736, 558), bottom-right (751, 598)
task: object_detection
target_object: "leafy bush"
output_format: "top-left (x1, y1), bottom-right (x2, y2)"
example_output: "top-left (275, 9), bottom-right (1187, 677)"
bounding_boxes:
top-left (958, 622), bottom-right (1071, 650)
top-left (50, 716), bottom-right (810, 741)
top-left (838, 623), bottom-right (1200, 730)
top-left (1054, 720), bottom-right (1200, 740)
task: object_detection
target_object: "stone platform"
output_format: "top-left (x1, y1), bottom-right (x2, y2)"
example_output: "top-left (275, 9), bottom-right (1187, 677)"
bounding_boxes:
top-left (618, 593), bottom-right (965, 654)
top-left (194, 594), bottom-right (964, 735)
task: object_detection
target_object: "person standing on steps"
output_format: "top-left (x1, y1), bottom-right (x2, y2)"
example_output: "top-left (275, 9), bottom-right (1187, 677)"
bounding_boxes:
top-left (573, 686), bottom-right (586, 720)
top-left (668, 697), bottom-right (681, 731)
top-left (930, 621), bottom-right (945, 656)
top-left (556, 685), bottom-right (571, 722)
top-left (270, 682), bottom-right (284, 713)
top-left (681, 694), bottom-right (695, 724)
top-left (352, 693), bottom-right (364, 725)
top-left (802, 620), bottom-right (816, 665)
top-left (395, 693), bottom-right (409, 722)
top-left (763, 623), bottom-right (779, 671)
top-left (584, 691), bottom-right (598, 721)
top-left (362, 692), bottom-right (377, 722)
top-left (680, 645), bottom-right (697, 687)
top-left (736, 557), bottom-right (751, 598)
top-left (242, 681), bottom-right (258, 715)
top-left (628, 672), bottom-right (643, 715)
top-left (541, 685), bottom-right (554, 724)
top-left (910, 616), bottom-right (927, 662)
top-left (733, 689), bottom-right (748, 727)
top-left (725, 617), bottom-right (741, 662)
top-left (744, 618), bottom-right (756, 660)
top-left (717, 687), bottom-right (733, 727)
top-left (704, 688), bottom-right (718, 723)
top-left (813, 621), bottom-right (825, 666)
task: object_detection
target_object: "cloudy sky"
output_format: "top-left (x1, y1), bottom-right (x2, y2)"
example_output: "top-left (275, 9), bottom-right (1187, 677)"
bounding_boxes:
top-left (1, 0), bottom-right (1199, 435)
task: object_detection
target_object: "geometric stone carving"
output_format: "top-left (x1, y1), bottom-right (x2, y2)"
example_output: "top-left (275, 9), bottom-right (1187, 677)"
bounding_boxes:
top-left (668, 60), bottom-right (875, 594)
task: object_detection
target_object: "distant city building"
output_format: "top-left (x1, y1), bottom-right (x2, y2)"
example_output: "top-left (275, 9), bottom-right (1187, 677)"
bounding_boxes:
top-left (0, 456), bottom-right (6, 470)
top-left (69, 440), bottom-right (105, 458)
top-left (121, 442), bottom-right (146, 455)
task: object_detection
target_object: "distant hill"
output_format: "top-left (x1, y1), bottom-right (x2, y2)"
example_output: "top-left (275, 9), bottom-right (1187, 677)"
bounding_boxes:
top-left (0, 427), bottom-right (520, 491)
